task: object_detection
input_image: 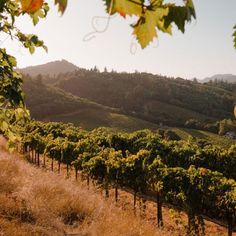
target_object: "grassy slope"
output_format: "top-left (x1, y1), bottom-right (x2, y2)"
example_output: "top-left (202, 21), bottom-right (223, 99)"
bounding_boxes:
top-left (23, 78), bottom-right (159, 132)
top-left (48, 108), bottom-right (234, 147)
top-left (141, 100), bottom-right (212, 125)
top-left (0, 140), bottom-right (160, 236)
top-left (46, 109), bottom-right (159, 131)
top-left (172, 128), bottom-right (235, 148)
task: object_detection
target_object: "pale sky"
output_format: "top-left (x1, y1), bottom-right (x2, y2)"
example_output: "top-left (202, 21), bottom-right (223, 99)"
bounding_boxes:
top-left (2, 0), bottom-right (236, 79)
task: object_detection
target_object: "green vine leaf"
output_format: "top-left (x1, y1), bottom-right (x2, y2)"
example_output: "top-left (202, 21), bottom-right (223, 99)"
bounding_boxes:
top-left (163, 0), bottom-right (196, 33)
top-left (233, 25), bottom-right (236, 49)
top-left (104, 0), bottom-right (196, 48)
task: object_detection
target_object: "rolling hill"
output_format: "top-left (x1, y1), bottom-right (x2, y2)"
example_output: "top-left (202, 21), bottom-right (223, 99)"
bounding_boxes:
top-left (19, 59), bottom-right (78, 78)
top-left (22, 76), bottom-right (159, 131)
top-left (21, 60), bottom-right (236, 128)
top-left (21, 63), bottom-right (236, 147)
top-left (53, 70), bottom-right (236, 126)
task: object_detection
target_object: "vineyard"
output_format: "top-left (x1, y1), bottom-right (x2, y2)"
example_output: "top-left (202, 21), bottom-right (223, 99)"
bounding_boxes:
top-left (17, 121), bottom-right (236, 236)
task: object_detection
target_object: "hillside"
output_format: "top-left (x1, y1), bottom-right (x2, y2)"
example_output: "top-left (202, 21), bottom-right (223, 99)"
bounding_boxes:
top-left (202, 74), bottom-right (236, 83)
top-left (22, 76), bottom-right (159, 131)
top-left (20, 60), bottom-right (236, 128)
top-left (52, 70), bottom-right (236, 126)
top-left (21, 75), bottom-right (235, 148)
top-left (171, 127), bottom-right (235, 148)
top-left (19, 59), bottom-right (78, 78)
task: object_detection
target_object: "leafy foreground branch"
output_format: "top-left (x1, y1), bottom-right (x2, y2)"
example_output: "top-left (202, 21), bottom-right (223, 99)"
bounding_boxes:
top-left (0, 0), bottom-right (49, 146)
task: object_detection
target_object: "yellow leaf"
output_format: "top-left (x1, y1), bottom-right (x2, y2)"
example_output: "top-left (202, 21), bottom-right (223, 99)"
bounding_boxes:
top-left (107, 0), bottom-right (142, 17)
top-left (133, 7), bottom-right (169, 49)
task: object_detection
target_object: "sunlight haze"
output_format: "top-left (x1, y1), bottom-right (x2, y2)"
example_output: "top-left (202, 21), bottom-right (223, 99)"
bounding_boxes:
top-left (3, 0), bottom-right (236, 79)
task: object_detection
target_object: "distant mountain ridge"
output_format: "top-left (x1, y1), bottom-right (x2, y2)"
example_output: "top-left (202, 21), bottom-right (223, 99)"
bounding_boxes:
top-left (19, 59), bottom-right (78, 77)
top-left (202, 74), bottom-right (236, 83)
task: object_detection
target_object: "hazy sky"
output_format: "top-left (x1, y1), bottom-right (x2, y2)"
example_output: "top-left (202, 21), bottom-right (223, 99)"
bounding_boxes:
top-left (2, 0), bottom-right (236, 79)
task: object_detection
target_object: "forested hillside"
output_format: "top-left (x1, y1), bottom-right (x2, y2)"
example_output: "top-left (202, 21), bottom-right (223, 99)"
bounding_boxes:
top-left (21, 62), bottom-right (236, 127)
top-left (22, 76), bottom-right (159, 131)
top-left (54, 70), bottom-right (235, 125)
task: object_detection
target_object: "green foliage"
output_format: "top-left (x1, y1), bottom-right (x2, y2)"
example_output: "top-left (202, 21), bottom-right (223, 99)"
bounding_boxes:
top-left (163, 129), bottom-right (180, 141)
top-left (16, 32), bottom-right (48, 53)
top-left (0, 0), bottom-right (49, 145)
top-left (19, 120), bottom-right (236, 234)
top-left (218, 119), bottom-right (236, 136)
top-left (103, 0), bottom-right (236, 49)
top-left (233, 25), bottom-right (236, 49)
top-left (0, 48), bottom-right (29, 147)
top-left (163, 0), bottom-right (196, 33)
top-left (0, 0), bottom-right (69, 146)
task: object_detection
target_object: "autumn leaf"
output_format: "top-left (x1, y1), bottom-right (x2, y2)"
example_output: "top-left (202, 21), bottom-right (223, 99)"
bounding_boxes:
top-left (20, 0), bottom-right (44, 13)
top-left (54, 0), bottom-right (67, 14)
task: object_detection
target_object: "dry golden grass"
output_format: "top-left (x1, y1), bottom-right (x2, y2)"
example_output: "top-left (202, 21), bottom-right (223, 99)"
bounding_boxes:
top-left (0, 140), bottom-right (169, 236)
